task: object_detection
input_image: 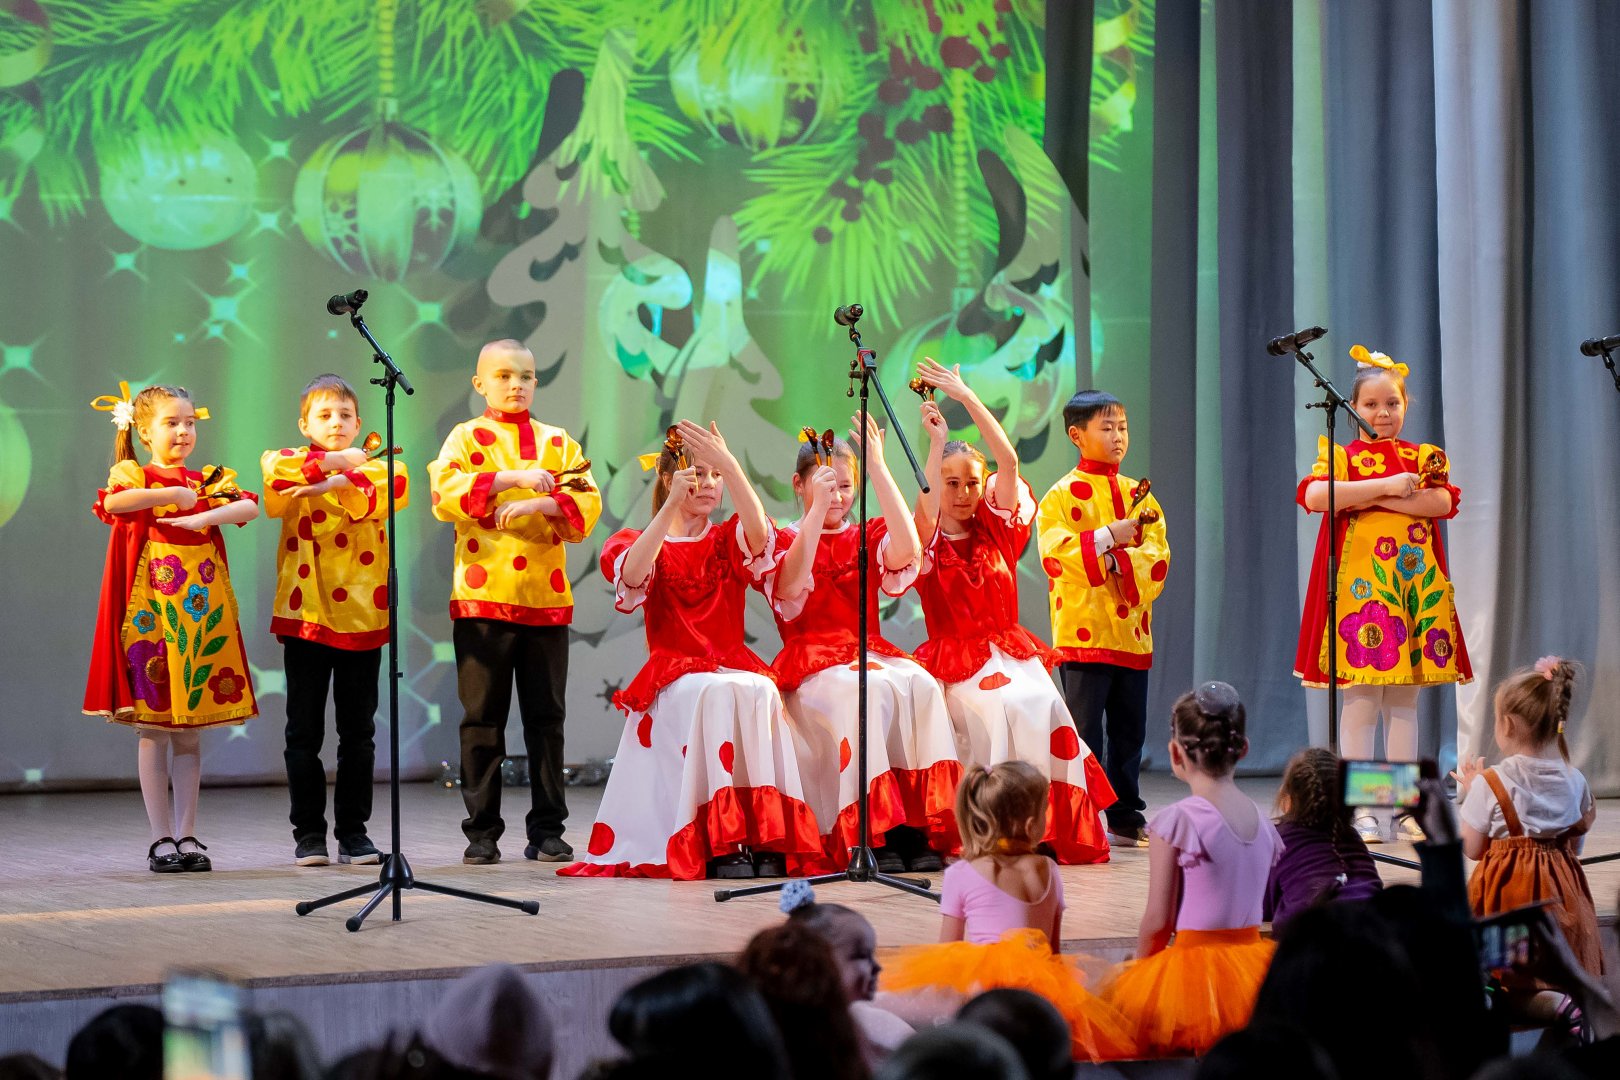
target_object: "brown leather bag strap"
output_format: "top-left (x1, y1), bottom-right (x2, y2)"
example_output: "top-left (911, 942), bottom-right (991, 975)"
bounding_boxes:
top-left (1482, 768), bottom-right (1524, 837)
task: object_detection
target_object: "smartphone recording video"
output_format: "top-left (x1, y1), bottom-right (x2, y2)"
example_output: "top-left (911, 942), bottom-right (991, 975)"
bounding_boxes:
top-left (1474, 901), bottom-right (1550, 974)
top-left (163, 970), bottom-right (249, 1080)
top-left (1339, 759), bottom-right (1424, 809)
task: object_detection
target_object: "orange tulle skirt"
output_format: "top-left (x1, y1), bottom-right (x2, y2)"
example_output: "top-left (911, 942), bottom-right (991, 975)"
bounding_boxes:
top-left (1098, 927), bottom-right (1274, 1059)
top-left (880, 929), bottom-right (1135, 1062)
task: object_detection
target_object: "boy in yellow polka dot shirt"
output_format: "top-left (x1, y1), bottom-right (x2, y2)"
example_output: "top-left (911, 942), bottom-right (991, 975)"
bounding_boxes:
top-left (1037, 390), bottom-right (1169, 848)
top-left (427, 339), bottom-right (601, 865)
top-left (263, 374), bottom-right (409, 867)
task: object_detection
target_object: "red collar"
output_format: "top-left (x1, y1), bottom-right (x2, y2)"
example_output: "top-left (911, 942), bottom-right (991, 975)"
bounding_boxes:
top-left (483, 407), bottom-right (531, 425)
top-left (1076, 458), bottom-right (1119, 477)
top-left (306, 444), bottom-right (328, 458)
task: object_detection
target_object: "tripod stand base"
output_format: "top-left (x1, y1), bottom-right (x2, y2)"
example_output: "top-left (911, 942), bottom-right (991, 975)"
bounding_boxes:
top-left (713, 846), bottom-right (937, 902)
top-left (295, 853), bottom-right (540, 932)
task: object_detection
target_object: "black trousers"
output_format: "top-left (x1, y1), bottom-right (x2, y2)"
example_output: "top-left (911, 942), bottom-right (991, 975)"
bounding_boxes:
top-left (1060, 661), bottom-right (1150, 832)
top-left (283, 637), bottom-right (380, 843)
top-left (454, 619), bottom-right (569, 845)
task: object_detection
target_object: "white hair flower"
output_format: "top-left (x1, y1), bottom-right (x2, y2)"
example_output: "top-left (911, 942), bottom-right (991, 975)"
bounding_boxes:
top-left (110, 400), bottom-right (135, 431)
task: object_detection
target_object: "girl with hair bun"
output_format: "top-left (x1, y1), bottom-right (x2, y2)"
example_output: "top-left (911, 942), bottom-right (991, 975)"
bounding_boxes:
top-left (1099, 682), bottom-right (1282, 1058)
top-left (1455, 657), bottom-right (1602, 1019)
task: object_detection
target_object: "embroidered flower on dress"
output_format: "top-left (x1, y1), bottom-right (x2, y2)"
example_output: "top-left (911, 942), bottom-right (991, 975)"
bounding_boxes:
top-left (198, 558), bottom-right (216, 584)
top-left (1407, 522), bottom-right (1429, 544)
top-left (127, 640), bottom-right (169, 709)
top-left (208, 667), bottom-right (246, 706)
top-left (1396, 544), bottom-right (1426, 581)
top-left (132, 609), bottom-right (157, 635)
top-left (148, 555), bottom-right (187, 596)
top-left (1352, 449), bottom-right (1386, 474)
top-left (183, 584), bottom-right (209, 622)
top-left (1374, 537), bottom-right (1398, 561)
top-left (1423, 628), bottom-right (1454, 669)
top-left (1351, 578), bottom-right (1372, 600)
top-left (1339, 601), bottom-right (1408, 672)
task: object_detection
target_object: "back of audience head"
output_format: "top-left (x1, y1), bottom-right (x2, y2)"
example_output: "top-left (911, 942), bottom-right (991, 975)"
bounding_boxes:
top-left (323, 1037), bottom-right (492, 1080)
top-left (0, 1054), bottom-right (61, 1080)
top-left (1169, 682), bottom-right (1248, 776)
top-left (780, 880), bottom-right (881, 1002)
top-left (738, 921), bottom-right (868, 1080)
top-left (874, 1026), bottom-right (1029, 1080)
top-left (608, 962), bottom-right (789, 1077)
top-left (955, 990), bottom-right (1070, 1080)
top-left (1196, 1023), bottom-right (1339, 1080)
top-left (246, 1009), bottom-right (322, 1080)
top-left (1495, 657), bottom-right (1580, 760)
top-left (65, 1003), bottom-right (162, 1080)
top-left (418, 963), bottom-right (553, 1080)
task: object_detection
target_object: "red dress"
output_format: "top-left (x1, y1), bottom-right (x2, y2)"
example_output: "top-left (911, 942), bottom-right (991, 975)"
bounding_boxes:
top-left (912, 477), bottom-right (1116, 864)
top-left (558, 517), bottom-right (821, 879)
top-left (766, 520), bottom-right (962, 868)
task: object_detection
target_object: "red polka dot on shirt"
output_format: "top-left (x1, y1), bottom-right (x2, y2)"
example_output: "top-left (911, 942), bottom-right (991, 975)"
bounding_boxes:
top-left (587, 822), bottom-right (615, 856)
top-left (372, 585), bottom-right (389, 609)
top-left (1069, 506), bottom-right (1083, 522)
top-left (978, 672), bottom-right (1011, 691)
top-left (393, 475), bottom-right (407, 499)
top-left (1150, 560), bottom-right (1168, 582)
top-left (472, 427), bottom-right (497, 447)
top-left (467, 538), bottom-right (479, 554)
top-left (1070, 480), bottom-right (1092, 500)
top-left (359, 550), bottom-right (375, 565)
top-left (513, 556), bottom-right (528, 571)
top-left (1116, 604), bottom-right (1129, 620)
top-left (469, 452), bottom-right (484, 466)
top-left (1077, 628), bottom-right (1092, 643)
top-left (549, 569), bottom-right (566, 593)
top-left (431, 491), bottom-right (441, 506)
top-left (298, 564), bottom-right (310, 579)
top-left (465, 564), bottom-right (488, 590)
top-left (289, 587), bottom-right (303, 611)
top-left (297, 518), bottom-right (314, 541)
top-left (279, 448), bottom-right (295, 457)
top-left (718, 741), bottom-right (735, 774)
top-left (1043, 557), bottom-right (1062, 578)
top-left (285, 538), bottom-right (298, 553)
top-left (333, 588), bottom-right (348, 603)
top-left (311, 509), bottom-right (327, 524)
top-left (1051, 727), bottom-right (1081, 761)
top-left (550, 435), bottom-right (564, 447)
top-left (335, 533), bottom-right (348, 548)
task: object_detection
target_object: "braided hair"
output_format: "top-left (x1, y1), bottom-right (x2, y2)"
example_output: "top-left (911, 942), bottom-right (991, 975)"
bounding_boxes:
top-left (1169, 681), bottom-right (1249, 777)
top-left (1495, 657), bottom-right (1581, 760)
top-left (1276, 747), bottom-right (1356, 846)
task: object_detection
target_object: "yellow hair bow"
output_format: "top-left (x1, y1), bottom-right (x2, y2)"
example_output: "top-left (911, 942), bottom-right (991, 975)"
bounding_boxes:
top-left (90, 382), bottom-right (211, 429)
top-left (1349, 344), bottom-right (1409, 377)
top-left (637, 453), bottom-right (660, 471)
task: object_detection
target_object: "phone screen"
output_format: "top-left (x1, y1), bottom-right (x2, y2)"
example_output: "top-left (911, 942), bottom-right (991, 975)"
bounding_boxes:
top-left (1340, 759), bottom-right (1422, 808)
top-left (163, 971), bottom-right (249, 1080)
top-left (1474, 902), bottom-right (1549, 973)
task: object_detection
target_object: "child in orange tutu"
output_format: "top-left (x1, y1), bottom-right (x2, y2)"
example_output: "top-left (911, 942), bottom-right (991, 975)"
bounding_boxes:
top-left (1455, 656), bottom-right (1601, 1024)
top-left (1098, 682), bottom-right (1282, 1058)
top-left (880, 762), bottom-right (1133, 1062)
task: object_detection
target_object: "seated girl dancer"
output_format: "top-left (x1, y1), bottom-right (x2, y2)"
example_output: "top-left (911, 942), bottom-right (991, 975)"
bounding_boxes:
top-left (559, 420), bottom-right (820, 880)
top-left (768, 414), bottom-right (961, 872)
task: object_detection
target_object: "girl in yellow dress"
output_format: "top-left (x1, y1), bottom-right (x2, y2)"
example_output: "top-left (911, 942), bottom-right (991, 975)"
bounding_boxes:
top-left (1293, 346), bottom-right (1472, 842)
top-left (83, 384), bottom-right (260, 872)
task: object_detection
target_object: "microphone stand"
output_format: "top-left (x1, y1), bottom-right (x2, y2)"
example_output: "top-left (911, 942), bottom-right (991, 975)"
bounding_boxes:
top-left (716, 311), bottom-right (939, 904)
top-left (1592, 344), bottom-right (1620, 395)
top-left (1293, 347), bottom-right (1376, 751)
top-left (296, 302), bottom-right (539, 930)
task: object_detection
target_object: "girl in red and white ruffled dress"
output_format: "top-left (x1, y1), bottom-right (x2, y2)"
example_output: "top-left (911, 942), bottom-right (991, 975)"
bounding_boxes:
top-left (766, 414), bottom-right (962, 873)
top-left (559, 420), bottom-right (820, 880)
top-left (909, 359), bottom-right (1116, 863)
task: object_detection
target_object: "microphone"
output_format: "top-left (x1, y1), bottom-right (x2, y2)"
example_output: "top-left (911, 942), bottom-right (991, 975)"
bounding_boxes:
top-left (326, 289), bottom-right (369, 316)
top-left (1579, 334), bottom-right (1620, 356)
top-left (1266, 326), bottom-right (1328, 356)
top-left (834, 303), bottom-right (864, 327)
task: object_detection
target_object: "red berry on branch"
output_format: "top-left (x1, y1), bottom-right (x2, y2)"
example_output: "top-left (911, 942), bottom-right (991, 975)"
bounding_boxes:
top-left (922, 104), bottom-right (954, 132)
top-left (940, 36), bottom-right (981, 69)
top-left (914, 66), bottom-right (943, 91)
top-left (990, 43), bottom-right (1011, 60)
top-left (878, 78), bottom-right (910, 105)
top-left (895, 119), bottom-right (925, 144)
top-left (858, 112), bottom-right (885, 138)
top-left (814, 226), bottom-right (833, 244)
top-left (974, 65), bottom-right (995, 83)
top-left (873, 168), bottom-right (893, 185)
top-left (841, 204), bottom-right (861, 222)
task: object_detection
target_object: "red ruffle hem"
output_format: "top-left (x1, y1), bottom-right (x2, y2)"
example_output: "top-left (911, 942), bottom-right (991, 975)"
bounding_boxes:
top-left (557, 784), bottom-right (821, 881)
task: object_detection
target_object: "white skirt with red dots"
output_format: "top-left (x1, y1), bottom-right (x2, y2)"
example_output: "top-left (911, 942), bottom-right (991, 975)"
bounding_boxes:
top-left (785, 655), bottom-right (964, 871)
top-left (942, 645), bottom-right (1117, 864)
top-left (558, 668), bottom-right (823, 879)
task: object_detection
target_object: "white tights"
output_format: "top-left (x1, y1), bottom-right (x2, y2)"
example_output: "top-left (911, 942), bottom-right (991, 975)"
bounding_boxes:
top-left (137, 730), bottom-right (202, 847)
top-left (1339, 685), bottom-right (1420, 761)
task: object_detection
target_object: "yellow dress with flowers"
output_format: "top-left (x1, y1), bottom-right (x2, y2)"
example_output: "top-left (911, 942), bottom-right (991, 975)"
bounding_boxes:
top-left (1293, 437), bottom-right (1473, 687)
top-left (83, 461), bottom-right (259, 729)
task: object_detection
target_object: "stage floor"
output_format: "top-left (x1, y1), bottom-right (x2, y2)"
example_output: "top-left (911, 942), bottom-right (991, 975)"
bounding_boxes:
top-left (3, 774), bottom-right (1617, 999)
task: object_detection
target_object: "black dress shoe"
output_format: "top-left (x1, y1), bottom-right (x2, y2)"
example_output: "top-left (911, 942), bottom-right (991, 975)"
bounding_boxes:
top-left (907, 849), bottom-right (943, 873)
top-left (874, 847), bottom-right (906, 874)
top-left (753, 851), bottom-right (786, 878)
top-left (148, 837), bottom-right (183, 874)
top-left (708, 853), bottom-right (755, 879)
top-left (176, 837), bottom-right (211, 872)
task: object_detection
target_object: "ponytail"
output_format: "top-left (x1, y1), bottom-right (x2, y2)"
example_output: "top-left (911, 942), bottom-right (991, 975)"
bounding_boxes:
top-left (954, 761), bottom-right (1047, 859)
top-left (1499, 657), bottom-right (1581, 760)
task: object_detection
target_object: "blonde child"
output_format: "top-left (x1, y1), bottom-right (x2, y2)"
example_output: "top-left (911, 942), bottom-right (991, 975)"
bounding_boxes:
top-left (560, 420), bottom-right (820, 879)
top-left (1455, 657), bottom-right (1602, 1020)
top-left (83, 384), bottom-right (260, 872)
top-left (1099, 682), bottom-right (1281, 1057)
top-left (262, 374), bottom-right (408, 866)
top-left (767, 414), bottom-right (959, 873)
top-left (913, 360), bottom-right (1116, 864)
top-left (1294, 345), bottom-right (1471, 843)
top-left (427, 340), bottom-right (601, 865)
top-left (881, 762), bottom-right (1132, 1062)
